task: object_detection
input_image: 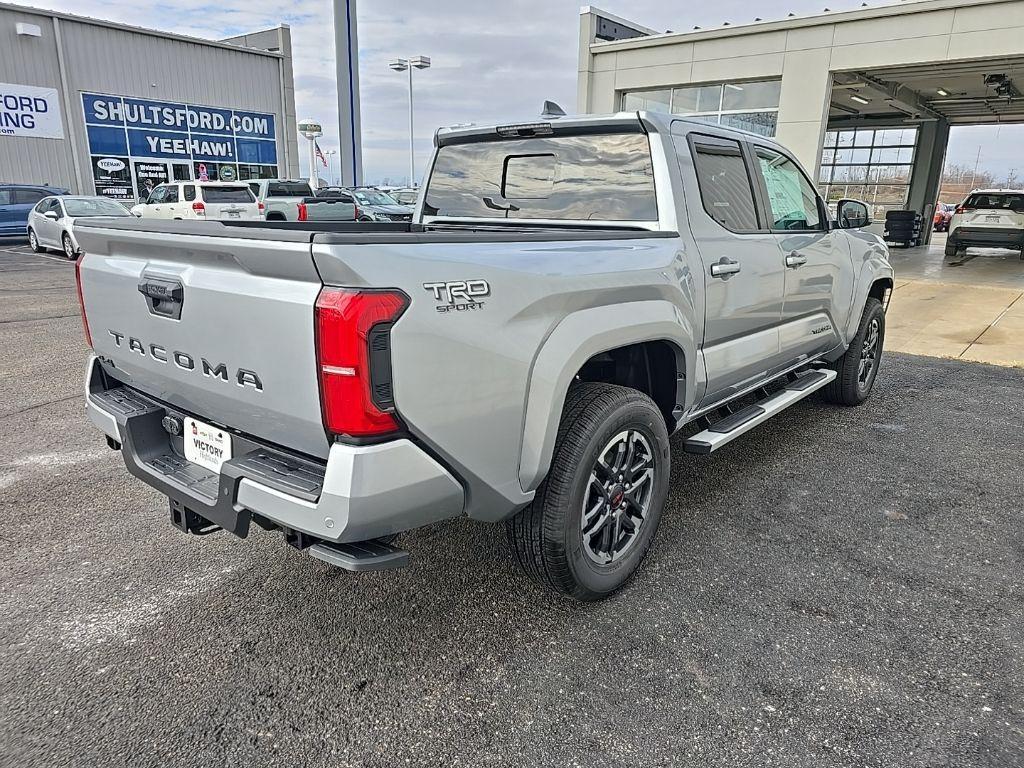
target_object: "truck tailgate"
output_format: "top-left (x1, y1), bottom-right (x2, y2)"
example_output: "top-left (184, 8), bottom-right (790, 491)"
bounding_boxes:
top-left (75, 220), bottom-right (330, 459)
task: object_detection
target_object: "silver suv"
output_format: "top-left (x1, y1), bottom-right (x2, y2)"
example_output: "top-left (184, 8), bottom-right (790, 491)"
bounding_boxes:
top-left (76, 111), bottom-right (893, 601)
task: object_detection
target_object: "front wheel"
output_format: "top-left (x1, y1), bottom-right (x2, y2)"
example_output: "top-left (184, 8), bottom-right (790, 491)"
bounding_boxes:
top-left (28, 228), bottom-right (44, 253)
top-left (824, 297), bottom-right (885, 406)
top-left (506, 383), bottom-right (671, 601)
top-left (62, 233), bottom-right (77, 260)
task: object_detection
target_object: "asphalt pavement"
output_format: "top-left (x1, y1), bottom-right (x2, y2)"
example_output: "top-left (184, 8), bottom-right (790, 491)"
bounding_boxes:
top-left (1, 242), bottom-right (1022, 768)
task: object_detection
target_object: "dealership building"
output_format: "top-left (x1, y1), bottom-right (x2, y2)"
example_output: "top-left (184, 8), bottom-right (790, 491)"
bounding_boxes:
top-left (578, 0), bottom-right (1024, 240)
top-left (0, 2), bottom-right (301, 201)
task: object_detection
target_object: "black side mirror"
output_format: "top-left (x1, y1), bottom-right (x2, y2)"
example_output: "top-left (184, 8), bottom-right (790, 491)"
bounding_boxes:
top-left (837, 198), bottom-right (871, 229)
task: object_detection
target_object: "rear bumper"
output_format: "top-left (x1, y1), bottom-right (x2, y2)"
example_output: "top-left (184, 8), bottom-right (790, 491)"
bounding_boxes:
top-left (948, 226), bottom-right (1024, 248)
top-left (85, 355), bottom-right (464, 543)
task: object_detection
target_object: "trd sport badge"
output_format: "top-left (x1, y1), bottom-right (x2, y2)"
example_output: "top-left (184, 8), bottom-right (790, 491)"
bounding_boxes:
top-left (422, 279), bottom-right (490, 313)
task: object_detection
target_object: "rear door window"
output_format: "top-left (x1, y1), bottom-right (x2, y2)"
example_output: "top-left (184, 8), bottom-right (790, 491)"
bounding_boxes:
top-left (423, 132), bottom-right (658, 221)
top-left (14, 188), bottom-right (49, 205)
top-left (689, 136), bottom-right (760, 232)
top-left (0, 190), bottom-right (11, 205)
top-left (184, 185), bottom-right (196, 202)
top-left (202, 186), bottom-right (256, 203)
top-left (164, 185), bottom-right (179, 204)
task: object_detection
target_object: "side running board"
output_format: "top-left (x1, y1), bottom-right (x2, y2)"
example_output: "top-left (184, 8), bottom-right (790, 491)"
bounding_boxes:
top-left (684, 368), bottom-right (837, 455)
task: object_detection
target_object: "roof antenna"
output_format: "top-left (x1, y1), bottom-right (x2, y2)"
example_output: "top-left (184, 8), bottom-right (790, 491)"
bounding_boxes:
top-left (541, 100), bottom-right (566, 119)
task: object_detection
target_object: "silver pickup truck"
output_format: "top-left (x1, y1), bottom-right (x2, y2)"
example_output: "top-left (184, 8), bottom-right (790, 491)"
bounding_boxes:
top-left (76, 112), bottom-right (892, 601)
top-left (247, 179), bottom-right (356, 222)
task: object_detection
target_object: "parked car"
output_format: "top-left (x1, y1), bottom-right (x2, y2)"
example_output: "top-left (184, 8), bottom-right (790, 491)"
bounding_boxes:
top-left (318, 186), bottom-right (414, 221)
top-left (130, 182), bottom-right (261, 221)
top-left (946, 189), bottom-right (1024, 259)
top-left (389, 187), bottom-right (420, 206)
top-left (27, 196), bottom-right (132, 258)
top-left (75, 111), bottom-right (892, 601)
top-left (933, 202), bottom-right (955, 231)
top-left (247, 179), bottom-right (357, 222)
top-left (0, 184), bottom-right (69, 237)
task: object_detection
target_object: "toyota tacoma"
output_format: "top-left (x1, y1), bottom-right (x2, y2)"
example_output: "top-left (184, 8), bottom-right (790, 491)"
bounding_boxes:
top-left (75, 111), bottom-right (893, 601)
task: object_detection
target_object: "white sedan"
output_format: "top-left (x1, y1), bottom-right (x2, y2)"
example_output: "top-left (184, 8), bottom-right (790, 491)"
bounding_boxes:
top-left (28, 196), bottom-right (133, 259)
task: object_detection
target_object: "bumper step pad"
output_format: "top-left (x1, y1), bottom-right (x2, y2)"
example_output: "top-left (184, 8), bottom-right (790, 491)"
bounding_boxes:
top-left (308, 539), bottom-right (410, 572)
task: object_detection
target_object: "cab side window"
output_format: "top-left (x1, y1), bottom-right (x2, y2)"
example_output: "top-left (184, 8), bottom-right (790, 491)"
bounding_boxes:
top-left (753, 147), bottom-right (823, 231)
top-left (48, 198), bottom-right (64, 217)
top-left (149, 186), bottom-right (167, 204)
top-left (164, 185), bottom-right (180, 204)
top-left (689, 137), bottom-right (760, 233)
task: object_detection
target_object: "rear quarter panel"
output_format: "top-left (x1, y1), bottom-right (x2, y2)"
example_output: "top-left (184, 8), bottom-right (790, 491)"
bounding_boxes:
top-left (312, 235), bottom-right (697, 521)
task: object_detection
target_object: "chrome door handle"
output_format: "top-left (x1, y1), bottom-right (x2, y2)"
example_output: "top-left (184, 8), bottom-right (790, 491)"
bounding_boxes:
top-left (785, 252), bottom-right (807, 268)
top-left (710, 259), bottom-right (741, 278)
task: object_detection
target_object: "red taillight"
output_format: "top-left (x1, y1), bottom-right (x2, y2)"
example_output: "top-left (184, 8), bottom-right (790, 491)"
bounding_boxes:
top-left (314, 288), bottom-right (408, 438)
top-left (297, 202), bottom-right (308, 221)
top-left (354, 204), bottom-right (360, 220)
top-left (258, 201), bottom-right (265, 214)
top-left (75, 254), bottom-right (92, 348)
top-left (192, 201), bottom-right (206, 216)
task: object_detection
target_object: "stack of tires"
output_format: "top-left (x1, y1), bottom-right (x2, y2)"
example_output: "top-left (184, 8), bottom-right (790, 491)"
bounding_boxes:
top-left (884, 210), bottom-right (921, 248)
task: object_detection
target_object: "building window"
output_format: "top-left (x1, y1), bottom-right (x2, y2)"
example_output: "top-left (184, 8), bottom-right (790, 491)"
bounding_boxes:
top-left (622, 79), bottom-right (781, 137)
top-left (818, 127), bottom-right (918, 218)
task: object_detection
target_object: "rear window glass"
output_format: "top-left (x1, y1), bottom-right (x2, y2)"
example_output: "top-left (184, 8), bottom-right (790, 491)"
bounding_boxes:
top-left (202, 186), bottom-right (255, 203)
top-left (268, 182), bottom-right (313, 197)
top-left (963, 193), bottom-right (1024, 211)
top-left (423, 133), bottom-right (658, 221)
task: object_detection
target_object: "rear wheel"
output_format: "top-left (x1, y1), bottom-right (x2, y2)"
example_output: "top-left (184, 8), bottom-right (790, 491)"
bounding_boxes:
top-left (28, 228), bottom-right (43, 253)
top-left (824, 297), bottom-right (885, 406)
top-left (945, 241), bottom-right (962, 259)
top-left (506, 383), bottom-right (671, 601)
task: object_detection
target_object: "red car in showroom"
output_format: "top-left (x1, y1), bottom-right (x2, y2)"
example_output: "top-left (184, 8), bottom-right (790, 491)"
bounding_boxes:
top-left (933, 202), bottom-right (955, 231)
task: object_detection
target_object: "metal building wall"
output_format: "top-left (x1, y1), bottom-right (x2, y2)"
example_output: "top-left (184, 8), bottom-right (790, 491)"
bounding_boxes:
top-left (0, 3), bottom-right (297, 193)
top-left (0, 6), bottom-right (78, 188)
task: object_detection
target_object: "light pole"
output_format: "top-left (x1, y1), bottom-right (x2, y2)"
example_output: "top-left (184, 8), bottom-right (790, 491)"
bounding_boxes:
top-left (297, 118), bottom-right (323, 188)
top-left (388, 55), bottom-right (431, 186)
top-left (326, 149), bottom-right (338, 185)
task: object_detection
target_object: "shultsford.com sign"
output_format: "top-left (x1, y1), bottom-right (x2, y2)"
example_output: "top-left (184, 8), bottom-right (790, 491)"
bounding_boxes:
top-left (0, 83), bottom-right (64, 139)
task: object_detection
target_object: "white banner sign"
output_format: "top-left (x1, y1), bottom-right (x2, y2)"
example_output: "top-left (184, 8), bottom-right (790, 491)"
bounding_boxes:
top-left (0, 83), bottom-right (64, 139)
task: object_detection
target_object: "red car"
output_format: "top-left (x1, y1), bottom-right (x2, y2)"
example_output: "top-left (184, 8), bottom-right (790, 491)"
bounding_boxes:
top-left (933, 203), bottom-right (955, 232)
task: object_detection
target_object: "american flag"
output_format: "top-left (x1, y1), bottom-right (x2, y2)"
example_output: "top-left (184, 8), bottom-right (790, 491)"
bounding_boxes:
top-left (315, 141), bottom-right (328, 168)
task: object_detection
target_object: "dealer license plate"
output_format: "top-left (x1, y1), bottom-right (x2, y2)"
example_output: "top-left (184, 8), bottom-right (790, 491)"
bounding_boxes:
top-left (184, 417), bottom-right (232, 473)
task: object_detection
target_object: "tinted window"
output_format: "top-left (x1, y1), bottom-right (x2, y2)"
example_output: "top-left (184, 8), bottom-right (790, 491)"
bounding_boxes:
top-left (148, 186), bottom-right (167, 204)
top-left (754, 147), bottom-right (823, 231)
top-left (184, 185), bottom-right (196, 202)
top-left (0, 190), bottom-right (11, 205)
top-left (690, 138), bottom-right (759, 232)
top-left (268, 181), bottom-right (313, 197)
top-left (963, 193), bottom-right (1024, 211)
top-left (164, 185), bottom-right (179, 204)
top-left (424, 132), bottom-right (658, 221)
top-left (201, 186), bottom-right (255, 203)
top-left (14, 188), bottom-right (49, 205)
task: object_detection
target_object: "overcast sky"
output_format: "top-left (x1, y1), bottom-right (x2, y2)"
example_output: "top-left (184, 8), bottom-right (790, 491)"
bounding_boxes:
top-left (11, 0), bottom-right (1022, 184)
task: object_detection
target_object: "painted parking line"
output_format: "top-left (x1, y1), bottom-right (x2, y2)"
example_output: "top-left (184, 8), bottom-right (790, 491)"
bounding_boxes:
top-left (0, 247), bottom-right (73, 265)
